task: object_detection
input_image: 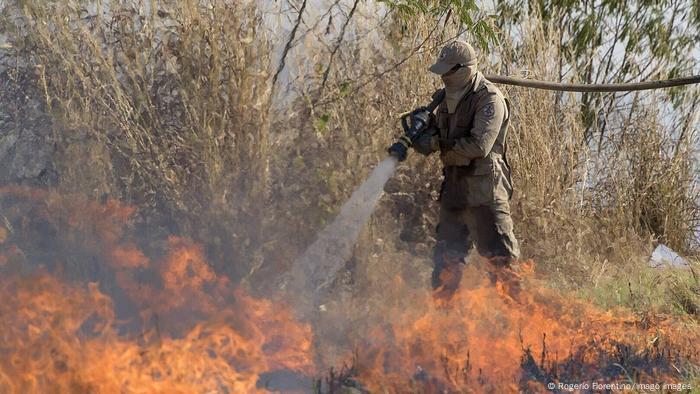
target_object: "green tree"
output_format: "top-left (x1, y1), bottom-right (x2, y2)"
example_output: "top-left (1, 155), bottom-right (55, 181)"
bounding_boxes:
top-left (378, 0), bottom-right (499, 49)
top-left (496, 0), bottom-right (700, 142)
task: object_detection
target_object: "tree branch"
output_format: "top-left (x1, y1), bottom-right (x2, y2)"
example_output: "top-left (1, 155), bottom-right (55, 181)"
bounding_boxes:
top-left (318, 0), bottom-right (361, 96)
top-left (272, 0), bottom-right (308, 95)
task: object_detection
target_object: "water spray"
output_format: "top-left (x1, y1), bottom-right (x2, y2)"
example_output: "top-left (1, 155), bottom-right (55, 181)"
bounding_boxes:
top-left (285, 156), bottom-right (398, 315)
top-left (286, 91), bottom-right (446, 316)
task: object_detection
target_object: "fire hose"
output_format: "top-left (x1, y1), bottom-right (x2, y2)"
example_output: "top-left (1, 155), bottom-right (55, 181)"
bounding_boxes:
top-left (485, 74), bottom-right (700, 92)
top-left (388, 74), bottom-right (700, 160)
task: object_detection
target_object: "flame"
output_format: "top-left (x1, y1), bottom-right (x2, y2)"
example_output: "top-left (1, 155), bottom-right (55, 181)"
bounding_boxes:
top-left (0, 187), bottom-right (314, 393)
top-left (337, 260), bottom-right (699, 392)
top-left (0, 274), bottom-right (312, 393)
top-left (0, 186), bottom-right (697, 393)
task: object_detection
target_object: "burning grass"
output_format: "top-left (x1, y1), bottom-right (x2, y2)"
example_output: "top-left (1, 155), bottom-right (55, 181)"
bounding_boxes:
top-left (316, 261), bottom-right (700, 392)
top-left (0, 187), bottom-right (698, 393)
top-left (0, 187), bottom-right (314, 393)
top-left (0, 274), bottom-right (314, 393)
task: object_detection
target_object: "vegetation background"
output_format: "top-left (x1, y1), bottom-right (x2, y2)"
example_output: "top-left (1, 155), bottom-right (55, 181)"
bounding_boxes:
top-left (0, 0), bottom-right (699, 385)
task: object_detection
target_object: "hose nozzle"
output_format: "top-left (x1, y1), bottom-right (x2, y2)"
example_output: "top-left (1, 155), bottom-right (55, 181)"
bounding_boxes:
top-left (386, 89), bottom-right (445, 162)
top-left (387, 138), bottom-right (411, 161)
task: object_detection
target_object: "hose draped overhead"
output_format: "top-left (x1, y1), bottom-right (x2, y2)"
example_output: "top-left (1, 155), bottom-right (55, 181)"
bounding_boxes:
top-left (484, 74), bottom-right (700, 92)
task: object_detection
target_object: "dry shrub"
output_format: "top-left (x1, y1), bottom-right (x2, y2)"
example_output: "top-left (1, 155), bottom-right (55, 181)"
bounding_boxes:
top-left (257, 11), bottom-right (451, 283)
top-left (599, 100), bottom-right (699, 253)
top-left (488, 17), bottom-right (699, 294)
top-left (11, 0), bottom-right (273, 277)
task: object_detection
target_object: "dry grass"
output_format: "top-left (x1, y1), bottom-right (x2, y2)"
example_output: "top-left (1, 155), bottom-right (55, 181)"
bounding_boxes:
top-left (9, 0), bottom-right (273, 278)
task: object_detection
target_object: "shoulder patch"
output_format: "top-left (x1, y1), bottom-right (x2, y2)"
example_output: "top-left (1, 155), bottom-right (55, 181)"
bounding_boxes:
top-left (483, 103), bottom-right (495, 117)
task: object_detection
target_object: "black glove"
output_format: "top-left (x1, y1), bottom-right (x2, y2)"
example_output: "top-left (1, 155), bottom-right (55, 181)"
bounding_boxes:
top-left (389, 108), bottom-right (437, 161)
top-left (403, 107), bottom-right (433, 144)
top-left (438, 138), bottom-right (456, 151)
top-left (412, 126), bottom-right (439, 156)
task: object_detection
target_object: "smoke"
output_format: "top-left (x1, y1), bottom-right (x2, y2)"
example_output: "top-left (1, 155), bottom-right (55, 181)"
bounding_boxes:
top-left (285, 156), bottom-right (398, 316)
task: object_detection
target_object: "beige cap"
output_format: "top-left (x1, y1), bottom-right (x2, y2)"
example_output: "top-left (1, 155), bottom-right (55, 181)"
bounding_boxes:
top-left (429, 40), bottom-right (477, 74)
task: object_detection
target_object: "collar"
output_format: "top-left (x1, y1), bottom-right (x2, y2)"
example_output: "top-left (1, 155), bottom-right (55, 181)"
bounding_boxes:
top-left (470, 72), bottom-right (488, 94)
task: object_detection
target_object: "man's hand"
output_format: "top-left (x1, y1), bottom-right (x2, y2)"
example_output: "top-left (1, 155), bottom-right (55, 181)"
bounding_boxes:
top-left (412, 134), bottom-right (456, 155)
top-left (412, 130), bottom-right (439, 156)
top-left (438, 138), bottom-right (456, 151)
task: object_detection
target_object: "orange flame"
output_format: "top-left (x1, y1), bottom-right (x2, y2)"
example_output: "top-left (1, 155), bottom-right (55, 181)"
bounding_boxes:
top-left (334, 259), bottom-right (699, 392)
top-left (0, 187), bottom-right (314, 393)
top-left (0, 186), bottom-right (697, 393)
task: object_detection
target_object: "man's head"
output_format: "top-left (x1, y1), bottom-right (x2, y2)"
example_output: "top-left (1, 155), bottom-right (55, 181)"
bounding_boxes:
top-left (429, 40), bottom-right (478, 76)
top-left (431, 41), bottom-right (479, 112)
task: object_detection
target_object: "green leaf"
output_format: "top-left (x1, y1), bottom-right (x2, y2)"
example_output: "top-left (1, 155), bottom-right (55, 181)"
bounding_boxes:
top-left (315, 113), bottom-right (330, 134)
top-left (339, 81), bottom-right (351, 97)
top-left (378, 0), bottom-right (498, 48)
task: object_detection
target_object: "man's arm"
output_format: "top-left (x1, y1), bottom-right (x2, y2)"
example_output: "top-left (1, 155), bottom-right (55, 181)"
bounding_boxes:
top-left (450, 93), bottom-right (506, 159)
top-left (411, 113), bottom-right (440, 156)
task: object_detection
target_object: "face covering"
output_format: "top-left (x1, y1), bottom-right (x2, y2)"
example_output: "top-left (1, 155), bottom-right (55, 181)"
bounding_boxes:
top-left (441, 66), bottom-right (475, 113)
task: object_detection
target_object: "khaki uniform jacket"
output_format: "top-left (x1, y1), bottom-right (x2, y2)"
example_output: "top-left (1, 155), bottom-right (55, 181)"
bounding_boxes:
top-left (436, 72), bottom-right (514, 207)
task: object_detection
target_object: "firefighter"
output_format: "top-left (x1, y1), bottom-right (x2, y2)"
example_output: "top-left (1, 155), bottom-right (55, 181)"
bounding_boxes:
top-left (412, 40), bottom-right (520, 294)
